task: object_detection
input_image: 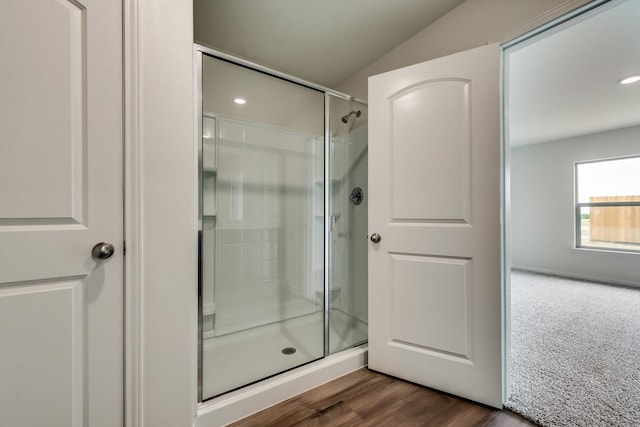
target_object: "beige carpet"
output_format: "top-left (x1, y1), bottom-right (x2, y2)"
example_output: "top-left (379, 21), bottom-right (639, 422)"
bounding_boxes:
top-left (505, 270), bottom-right (640, 426)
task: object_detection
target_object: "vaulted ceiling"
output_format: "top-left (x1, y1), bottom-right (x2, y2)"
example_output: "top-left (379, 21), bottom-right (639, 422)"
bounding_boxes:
top-left (194, 0), bottom-right (640, 147)
top-left (194, 0), bottom-right (465, 88)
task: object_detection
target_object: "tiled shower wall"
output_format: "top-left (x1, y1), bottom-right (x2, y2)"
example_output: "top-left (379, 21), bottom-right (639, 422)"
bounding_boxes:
top-left (209, 116), bottom-right (323, 336)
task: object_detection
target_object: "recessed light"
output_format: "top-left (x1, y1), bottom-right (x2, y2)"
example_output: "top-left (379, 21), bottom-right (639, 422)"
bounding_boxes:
top-left (234, 98), bottom-right (247, 105)
top-left (619, 75), bottom-right (640, 85)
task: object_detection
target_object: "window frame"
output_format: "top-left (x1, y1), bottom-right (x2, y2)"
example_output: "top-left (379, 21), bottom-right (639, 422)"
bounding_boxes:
top-left (575, 155), bottom-right (640, 254)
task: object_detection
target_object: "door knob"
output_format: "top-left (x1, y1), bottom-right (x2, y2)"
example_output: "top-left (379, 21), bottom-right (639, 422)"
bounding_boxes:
top-left (370, 233), bottom-right (381, 243)
top-left (92, 242), bottom-right (115, 260)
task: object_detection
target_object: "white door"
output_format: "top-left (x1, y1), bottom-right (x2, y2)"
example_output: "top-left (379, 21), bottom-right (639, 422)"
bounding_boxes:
top-left (368, 44), bottom-right (502, 407)
top-left (0, 0), bottom-right (123, 426)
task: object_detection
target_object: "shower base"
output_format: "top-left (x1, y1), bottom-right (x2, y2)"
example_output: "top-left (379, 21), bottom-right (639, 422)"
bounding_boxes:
top-left (202, 309), bottom-right (367, 400)
top-left (197, 344), bottom-right (367, 427)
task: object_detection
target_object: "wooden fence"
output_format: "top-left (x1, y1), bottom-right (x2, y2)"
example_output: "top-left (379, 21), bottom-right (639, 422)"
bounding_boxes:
top-left (589, 195), bottom-right (640, 244)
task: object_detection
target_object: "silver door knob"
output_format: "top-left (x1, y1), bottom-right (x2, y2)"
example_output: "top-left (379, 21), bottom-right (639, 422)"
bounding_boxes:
top-left (92, 242), bottom-right (115, 260)
top-left (370, 233), bottom-right (381, 243)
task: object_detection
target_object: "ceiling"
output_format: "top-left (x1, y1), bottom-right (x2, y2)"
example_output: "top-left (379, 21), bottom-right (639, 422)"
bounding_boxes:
top-left (194, 0), bottom-right (465, 89)
top-left (508, 0), bottom-right (640, 147)
top-left (194, 1), bottom-right (640, 148)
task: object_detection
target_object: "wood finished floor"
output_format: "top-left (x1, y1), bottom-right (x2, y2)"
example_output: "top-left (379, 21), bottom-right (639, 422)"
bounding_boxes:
top-left (230, 368), bottom-right (536, 426)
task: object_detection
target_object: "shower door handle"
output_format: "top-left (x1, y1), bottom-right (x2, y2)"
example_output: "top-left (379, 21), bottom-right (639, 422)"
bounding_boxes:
top-left (370, 233), bottom-right (381, 244)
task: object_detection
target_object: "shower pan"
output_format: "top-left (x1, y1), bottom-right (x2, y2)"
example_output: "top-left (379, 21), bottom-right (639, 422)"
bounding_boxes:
top-left (196, 46), bottom-right (368, 402)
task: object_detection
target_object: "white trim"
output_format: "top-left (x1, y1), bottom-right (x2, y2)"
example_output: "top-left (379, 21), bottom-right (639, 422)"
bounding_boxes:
top-left (571, 247), bottom-right (640, 258)
top-left (511, 266), bottom-right (640, 288)
top-left (129, 1), bottom-right (196, 424)
top-left (499, 44), bottom-right (511, 405)
top-left (123, 0), bottom-right (142, 425)
top-left (189, 25), bottom-right (201, 426)
top-left (492, 0), bottom-right (596, 45)
top-left (195, 346), bottom-right (367, 426)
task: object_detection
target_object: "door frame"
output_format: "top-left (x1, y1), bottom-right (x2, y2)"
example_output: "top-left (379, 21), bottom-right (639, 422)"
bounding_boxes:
top-left (123, 0), bottom-right (142, 424)
top-left (499, 0), bottom-right (612, 402)
top-left (123, 0), bottom-right (198, 426)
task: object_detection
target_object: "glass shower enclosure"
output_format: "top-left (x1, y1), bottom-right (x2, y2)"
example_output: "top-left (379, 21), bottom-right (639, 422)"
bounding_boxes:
top-left (197, 46), bottom-right (367, 401)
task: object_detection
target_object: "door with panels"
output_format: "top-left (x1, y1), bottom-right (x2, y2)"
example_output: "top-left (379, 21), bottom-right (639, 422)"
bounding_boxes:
top-left (0, 0), bottom-right (124, 426)
top-left (368, 44), bottom-right (503, 407)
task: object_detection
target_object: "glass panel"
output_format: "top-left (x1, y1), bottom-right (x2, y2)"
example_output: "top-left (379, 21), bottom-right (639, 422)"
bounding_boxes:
top-left (579, 206), bottom-right (640, 251)
top-left (576, 156), bottom-right (640, 203)
top-left (328, 95), bottom-right (368, 354)
top-left (201, 54), bottom-right (325, 399)
top-left (576, 156), bottom-right (640, 252)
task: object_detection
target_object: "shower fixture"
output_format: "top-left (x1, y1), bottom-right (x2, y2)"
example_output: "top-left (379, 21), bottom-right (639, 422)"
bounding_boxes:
top-left (341, 110), bottom-right (361, 124)
top-left (350, 187), bottom-right (363, 205)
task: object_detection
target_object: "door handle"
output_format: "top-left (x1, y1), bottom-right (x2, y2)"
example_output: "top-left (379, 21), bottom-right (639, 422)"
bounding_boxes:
top-left (92, 242), bottom-right (115, 260)
top-left (370, 233), bottom-right (381, 244)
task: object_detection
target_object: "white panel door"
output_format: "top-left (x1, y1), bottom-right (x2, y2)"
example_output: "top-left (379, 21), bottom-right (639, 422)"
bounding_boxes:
top-left (0, 0), bottom-right (123, 426)
top-left (368, 44), bottom-right (502, 407)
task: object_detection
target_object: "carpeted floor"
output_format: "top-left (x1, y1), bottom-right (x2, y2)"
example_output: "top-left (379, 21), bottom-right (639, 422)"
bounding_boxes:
top-left (505, 270), bottom-right (640, 427)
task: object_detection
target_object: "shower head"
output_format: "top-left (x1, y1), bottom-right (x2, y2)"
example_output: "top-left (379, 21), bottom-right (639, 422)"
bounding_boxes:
top-left (341, 110), bottom-right (361, 124)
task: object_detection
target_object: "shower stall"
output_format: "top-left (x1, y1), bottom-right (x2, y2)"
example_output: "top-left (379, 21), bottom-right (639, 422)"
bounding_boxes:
top-left (196, 46), bottom-right (368, 402)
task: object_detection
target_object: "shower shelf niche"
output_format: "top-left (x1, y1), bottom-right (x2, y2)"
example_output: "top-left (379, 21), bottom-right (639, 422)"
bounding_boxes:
top-left (203, 303), bottom-right (216, 316)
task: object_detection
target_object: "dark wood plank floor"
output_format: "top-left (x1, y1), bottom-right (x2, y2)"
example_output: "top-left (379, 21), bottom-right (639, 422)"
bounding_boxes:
top-left (230, 369), bottom-right (536, 427)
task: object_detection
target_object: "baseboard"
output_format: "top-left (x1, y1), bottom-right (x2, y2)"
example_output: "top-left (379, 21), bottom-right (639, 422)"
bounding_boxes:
top-left (195, 345), bottom-right (368, 426)
top-left (511, 265), bottom-right (640, 288)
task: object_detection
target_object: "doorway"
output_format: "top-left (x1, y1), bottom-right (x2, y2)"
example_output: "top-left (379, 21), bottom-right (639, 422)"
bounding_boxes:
top-left (504, 0), bottom-right (640, 424)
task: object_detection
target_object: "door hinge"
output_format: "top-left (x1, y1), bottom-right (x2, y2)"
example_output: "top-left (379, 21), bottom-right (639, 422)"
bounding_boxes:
top-left (123, 241), bottom-right (126, 256)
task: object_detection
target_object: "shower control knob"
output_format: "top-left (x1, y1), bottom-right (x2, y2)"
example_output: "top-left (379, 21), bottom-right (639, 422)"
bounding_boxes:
top-left (92, 242), bottom-right (115, 260)
top-left (370, 233), bottom-right (381, 244)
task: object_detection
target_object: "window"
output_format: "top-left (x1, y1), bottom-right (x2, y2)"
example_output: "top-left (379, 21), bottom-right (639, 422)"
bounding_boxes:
top-left (575, 156), bottom-right (640, 253)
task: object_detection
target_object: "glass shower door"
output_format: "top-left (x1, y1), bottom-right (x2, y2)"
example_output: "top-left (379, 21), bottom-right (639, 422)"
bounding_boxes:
top-left (200, 54), bottom-right (325, 399)
top-left (328, 95), bottom-right (369, 354)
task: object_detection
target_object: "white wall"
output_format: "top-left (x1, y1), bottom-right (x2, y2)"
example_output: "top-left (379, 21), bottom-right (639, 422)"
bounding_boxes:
top-left (337, 0), bottom-right (591, 100)
top-left (511, 125), bottom-right (640, 287)
top-left (131, 1), bottom-right (196, 426)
